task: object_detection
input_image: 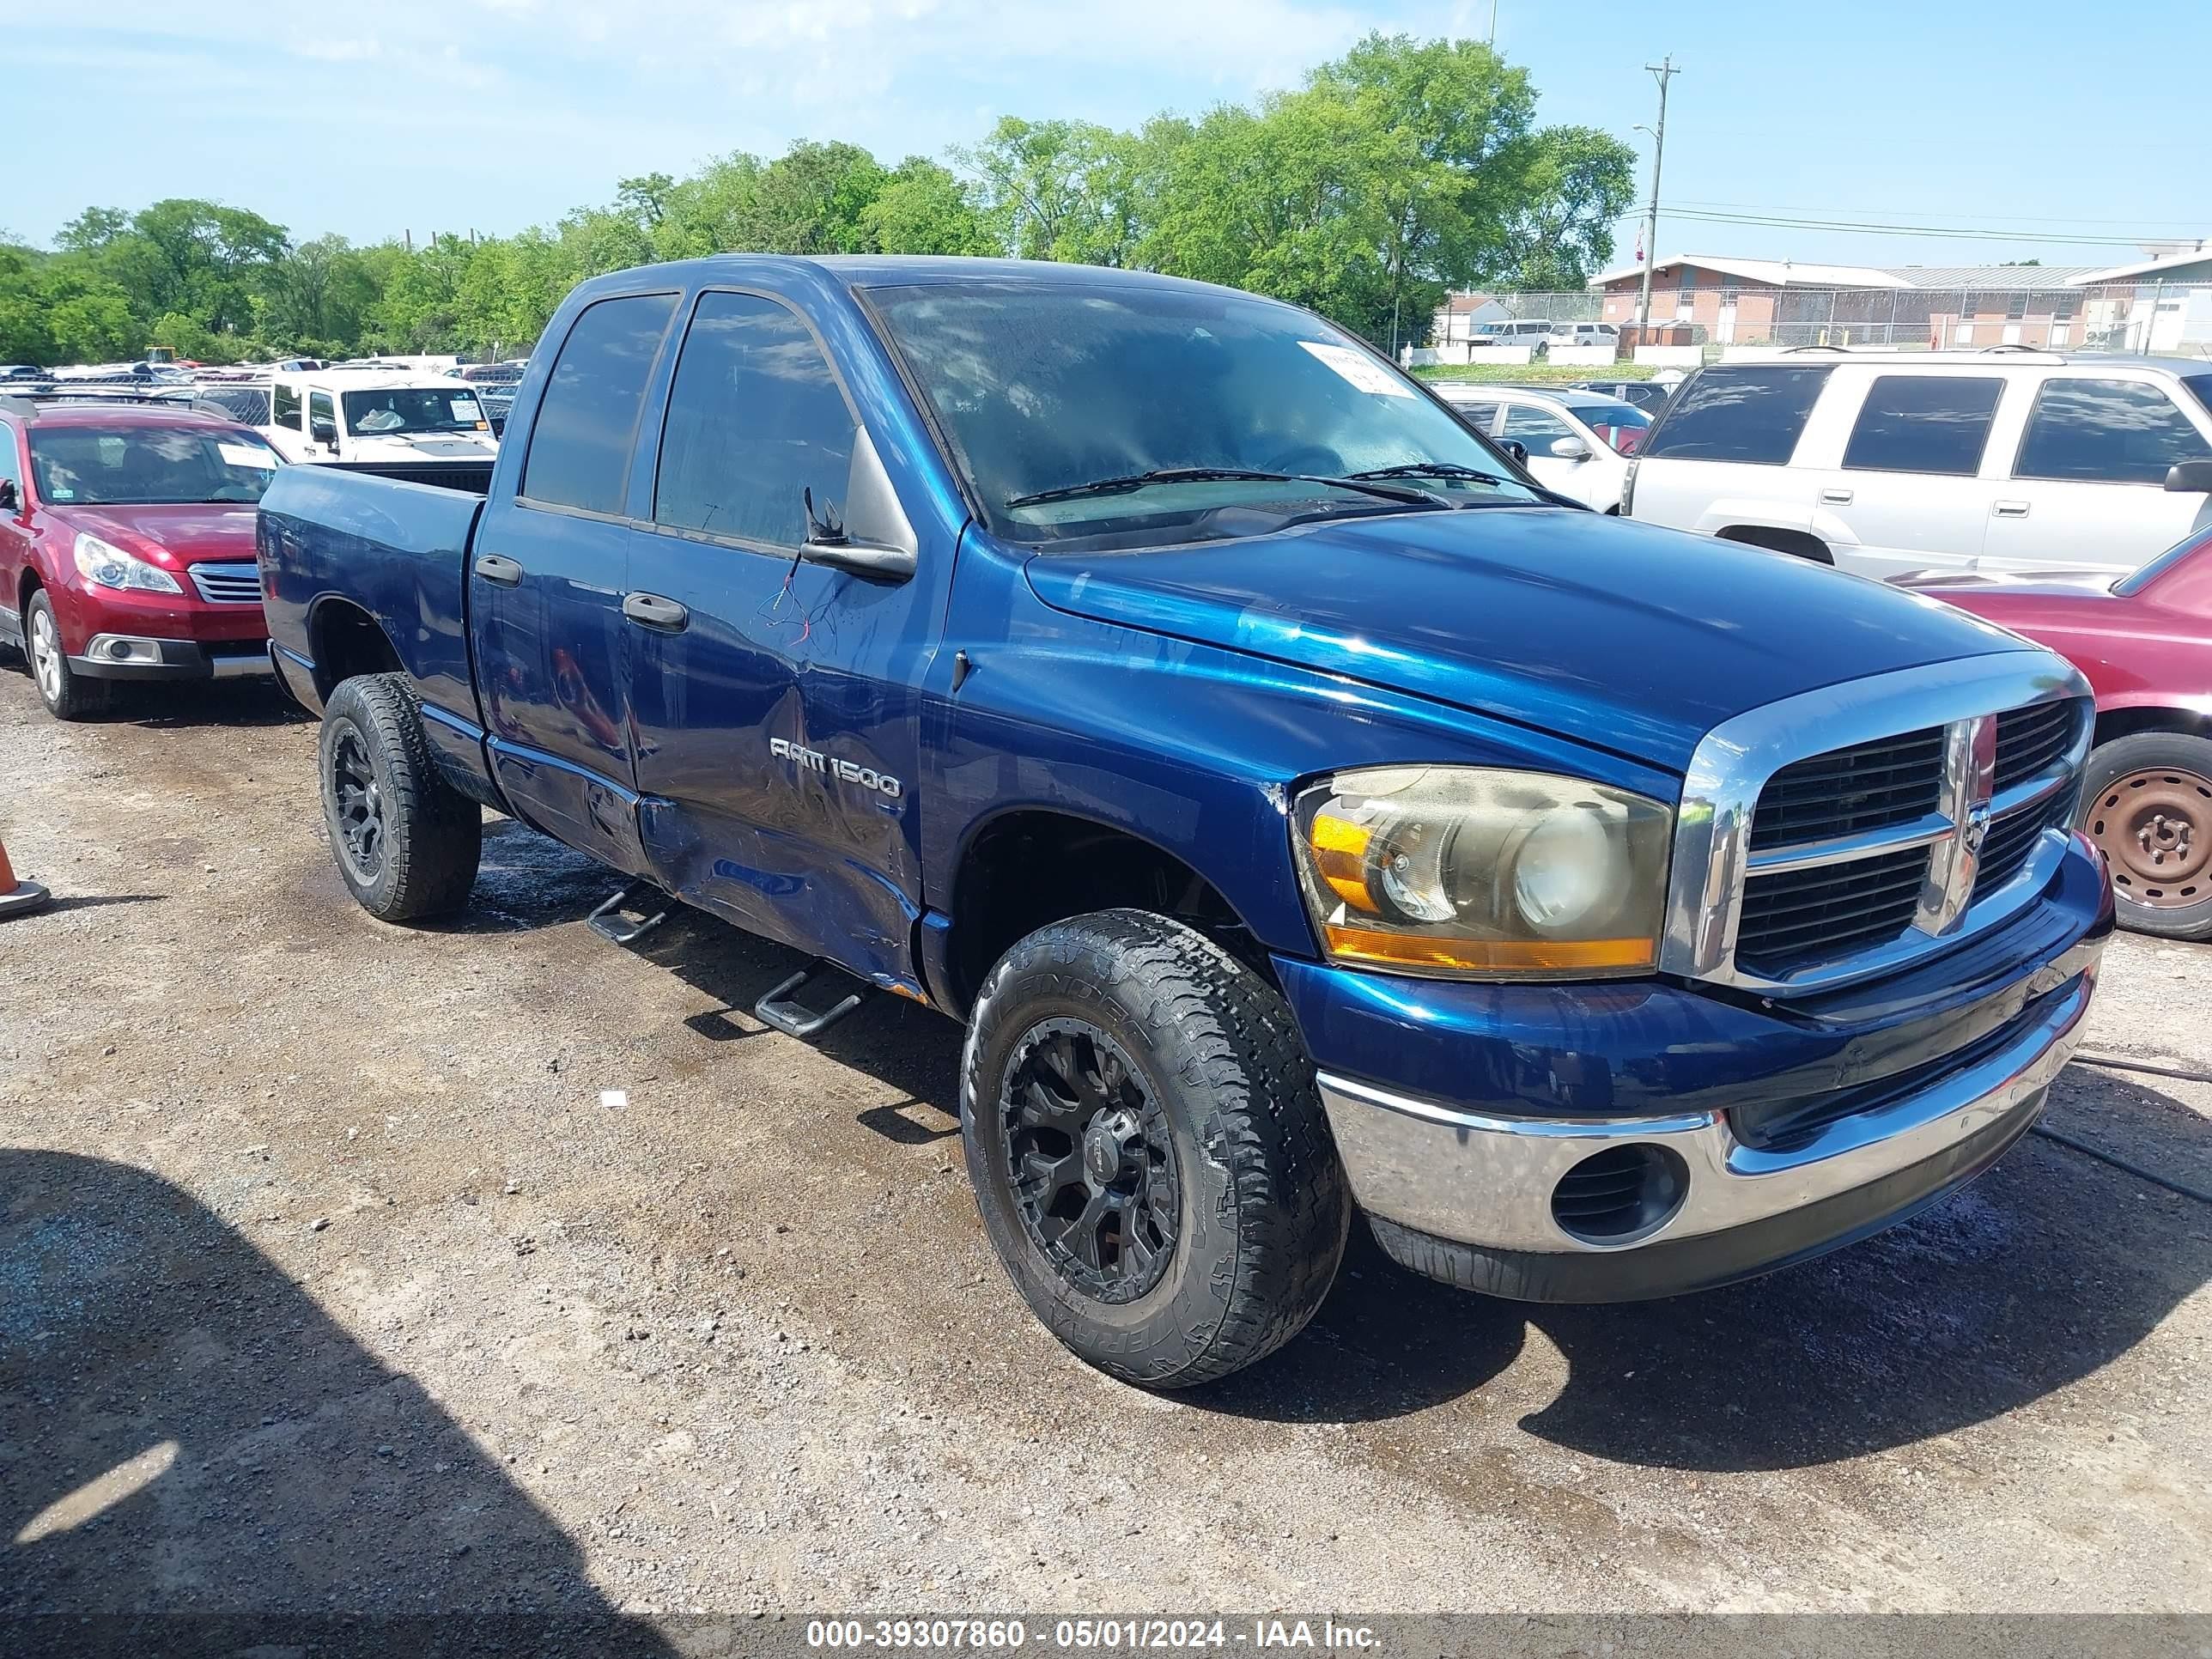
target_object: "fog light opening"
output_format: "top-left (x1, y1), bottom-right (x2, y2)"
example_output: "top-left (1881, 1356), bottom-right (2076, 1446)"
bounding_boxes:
top-left (1550, 1143), bottom-right (1689, 1244)
top-left (108, 640), bottom-right (134, 660)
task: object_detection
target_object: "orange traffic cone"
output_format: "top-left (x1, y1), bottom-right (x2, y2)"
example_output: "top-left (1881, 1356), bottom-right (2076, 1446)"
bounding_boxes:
top-left (0, 832), bottom-right (51, 920)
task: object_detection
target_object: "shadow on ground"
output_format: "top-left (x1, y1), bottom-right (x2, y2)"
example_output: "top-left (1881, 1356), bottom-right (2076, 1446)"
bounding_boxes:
top-left (0, 1151), bottom-right (675, 1654)
top-left (97, 678), bottom-right (311, 731)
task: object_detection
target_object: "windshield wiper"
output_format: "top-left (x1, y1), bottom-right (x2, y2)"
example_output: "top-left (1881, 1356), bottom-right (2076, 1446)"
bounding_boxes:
top-left (1347, 461), bottom-right (1512, 489)
top-left (1006, 466), bottom-right (1442, 510)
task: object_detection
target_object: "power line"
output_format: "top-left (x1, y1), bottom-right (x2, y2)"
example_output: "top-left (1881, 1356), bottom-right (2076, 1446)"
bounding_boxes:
top-left (1667, 198), bottom-right (2212, 230)
top-left (1659, 206), bottom-right (2195, 248)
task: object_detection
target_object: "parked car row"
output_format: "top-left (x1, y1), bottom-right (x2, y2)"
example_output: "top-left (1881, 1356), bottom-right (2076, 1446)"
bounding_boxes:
top-left (1466, 319), bottom-right (1622, 354)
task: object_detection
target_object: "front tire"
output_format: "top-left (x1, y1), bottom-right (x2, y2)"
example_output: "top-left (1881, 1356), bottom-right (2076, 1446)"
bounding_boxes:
top-left (2078, 731), bottom-right (2212, 941)
top-left (961, 909), bottom-right (1350, 1389)
top-left (319, 673), bottom-right (482, 921)
top-left (24, 591), bottom-right (110, 721)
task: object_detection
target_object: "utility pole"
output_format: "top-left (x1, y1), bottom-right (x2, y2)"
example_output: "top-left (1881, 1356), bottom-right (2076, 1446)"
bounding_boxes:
top-left (1634, 57), bottom-right (1678, 344)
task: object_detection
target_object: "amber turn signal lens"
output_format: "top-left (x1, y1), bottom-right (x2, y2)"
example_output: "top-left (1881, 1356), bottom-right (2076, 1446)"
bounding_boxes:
top-left (1307, 810), bottom-right (1379, 913)
top-left (1322, 924), bottom-right (1656, 975)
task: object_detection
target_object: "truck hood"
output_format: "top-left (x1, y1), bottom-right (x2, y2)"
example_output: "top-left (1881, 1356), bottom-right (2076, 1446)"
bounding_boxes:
top-left (348, 432), bottom-right (498, 460)
top-left (57, 503), bottom-right (258, 567)
top-left (1023, 507), bottom-right (2030, 773)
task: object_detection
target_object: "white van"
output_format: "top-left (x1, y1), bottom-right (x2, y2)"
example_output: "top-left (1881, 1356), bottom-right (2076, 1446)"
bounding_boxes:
top-left (1469, 319), bottom-right (1554, 350)
top-left (1546, 321), bottom-right (1620, 349)
top-left (260, 368), bottom-right (499, 467)
top-left (1626, 349), bottom-right (2212, 580)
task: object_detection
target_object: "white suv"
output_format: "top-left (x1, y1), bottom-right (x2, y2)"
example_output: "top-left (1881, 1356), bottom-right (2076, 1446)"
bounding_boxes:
top-left (1626, 350), bottom-right (2212, 580)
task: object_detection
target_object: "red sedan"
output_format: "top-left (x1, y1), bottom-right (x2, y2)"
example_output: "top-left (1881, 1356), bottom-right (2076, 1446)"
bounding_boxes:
top-left (0, 400), bottom-right (283, 720)
top-left (1900, 531), bottom-right (2212, 940)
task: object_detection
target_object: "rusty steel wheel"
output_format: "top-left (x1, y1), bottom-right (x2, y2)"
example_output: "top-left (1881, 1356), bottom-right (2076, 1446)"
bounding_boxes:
top-left (2079, 732), bottom-right (2212, 941)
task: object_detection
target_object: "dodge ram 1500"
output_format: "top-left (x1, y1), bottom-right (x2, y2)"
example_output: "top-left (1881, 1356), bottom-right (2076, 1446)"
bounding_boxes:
top-left (258, 257), bottom-right (2113, 1387)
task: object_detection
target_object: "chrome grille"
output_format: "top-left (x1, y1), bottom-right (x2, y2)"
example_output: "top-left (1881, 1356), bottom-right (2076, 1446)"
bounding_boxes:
top-left (1994, 700), bottom-right (2080, 793)
top-left (189, 562), bottom-right (263, 605)
top-left (1750, 726), bottom-right (1946, 848)
top-left (1976, 787), bottom-right (2075, 896)
top-left (1734, 845), bottom-right (1928, 978)
top-left (1662, 659), bottom-right (2096, 994)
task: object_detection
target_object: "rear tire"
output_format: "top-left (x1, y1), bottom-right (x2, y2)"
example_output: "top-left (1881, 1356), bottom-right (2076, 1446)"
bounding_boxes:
top-left (2077, 732), bottom-right (2212, 941)
top-left (24, 590), bottom-right (111, 721)
top-left (319, 673), bottom-right (482, 921)
top-left (961, 909), bottom-right (1350, 1389)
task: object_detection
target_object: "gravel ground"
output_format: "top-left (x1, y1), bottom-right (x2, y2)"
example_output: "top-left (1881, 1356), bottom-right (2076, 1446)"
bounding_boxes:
top-left (2, 670), bottom-right (2209, 1627)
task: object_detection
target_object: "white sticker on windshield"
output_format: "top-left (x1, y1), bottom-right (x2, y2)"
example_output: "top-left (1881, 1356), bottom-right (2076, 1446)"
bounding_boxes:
top-left (218, 442), bottom-right (277, 469)
top-left (450, 398), bottom-right (483, 422)
top-left (1298, 340), bottom-right (1413, 397)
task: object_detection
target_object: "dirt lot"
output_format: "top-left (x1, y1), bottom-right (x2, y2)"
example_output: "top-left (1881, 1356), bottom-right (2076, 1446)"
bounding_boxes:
top-left (3, 671), bottom-right (2210, 1629)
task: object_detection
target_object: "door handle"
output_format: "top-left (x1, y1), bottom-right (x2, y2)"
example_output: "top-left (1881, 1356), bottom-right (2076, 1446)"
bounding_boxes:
top-left (1993, 501), bottom-right (2031, 519)
top-left (473, 553), bottom-right (524, 587)
top-left (1819, 488), bottom-right (1854, 504)
top-left (623, 591), bottom-right (690, 632)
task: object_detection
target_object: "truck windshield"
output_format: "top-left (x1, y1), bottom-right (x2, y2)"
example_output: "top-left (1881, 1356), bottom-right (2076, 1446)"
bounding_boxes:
top-left (28, 425), bottom-right (283, 505)
top-left (866, 281), bottom-right (1542, 546)
top-left (341, 387), bottom-right (488, 436)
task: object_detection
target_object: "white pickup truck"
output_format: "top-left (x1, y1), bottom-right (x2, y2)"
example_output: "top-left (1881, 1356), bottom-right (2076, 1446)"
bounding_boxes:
top-left (258, 368), bottom-right (499, 471)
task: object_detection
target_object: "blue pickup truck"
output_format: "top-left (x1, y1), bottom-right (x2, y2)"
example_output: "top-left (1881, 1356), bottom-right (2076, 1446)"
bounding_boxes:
top-left (258, 257), bottom-right (2113, 1389)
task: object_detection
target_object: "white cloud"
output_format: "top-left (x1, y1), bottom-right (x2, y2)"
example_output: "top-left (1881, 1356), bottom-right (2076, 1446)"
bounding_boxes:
top-left (9, 0), bottom-right (1468, 240)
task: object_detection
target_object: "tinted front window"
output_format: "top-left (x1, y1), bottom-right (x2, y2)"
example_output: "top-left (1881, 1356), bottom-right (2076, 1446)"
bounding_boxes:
top-left (867, 281), bottom-right (1539, 546)
top-left (523, 292), bottom-right (678, 515)
top-left (2015, 379), bottom-right (2212, 485)
top-left (1642, 366), bottom-right (1832, 465)
top-left (1501, 404), bottom-right (1572, 441)
top-left (1843, 374), bottom-right (2002, 477)
top-left (654, 292), bottom-right (854, 548)
top-left (29, 425), bottom-right (281, 505)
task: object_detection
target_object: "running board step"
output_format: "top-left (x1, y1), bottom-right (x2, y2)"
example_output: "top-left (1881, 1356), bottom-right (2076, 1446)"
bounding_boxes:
top-left (586, 883), bottom-right (668, 946)
top-left (754, 963), bottom-right (871, 1040)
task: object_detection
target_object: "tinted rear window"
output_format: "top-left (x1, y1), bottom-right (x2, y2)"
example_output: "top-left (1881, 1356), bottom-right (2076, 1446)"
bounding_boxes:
top-left (1843, 374), bottom-right (2002, 477)
top-left (1642, 366), bottom-right (1832, 465)
top-left (2014, 378), bottom-right (2212, 485)
top-left (522, 292), bottom-right (678, 515)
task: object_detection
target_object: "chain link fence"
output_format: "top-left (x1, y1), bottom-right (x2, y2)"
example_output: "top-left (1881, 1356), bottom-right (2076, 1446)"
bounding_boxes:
top-left (1433, 283), bottom-right (2212, 359)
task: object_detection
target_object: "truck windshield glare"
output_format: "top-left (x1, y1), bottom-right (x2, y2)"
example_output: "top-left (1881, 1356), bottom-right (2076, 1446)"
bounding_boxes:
top-left (342, 387), bottom-right (486, 435)
top-left (866, 281), bottom-right (1542, 544)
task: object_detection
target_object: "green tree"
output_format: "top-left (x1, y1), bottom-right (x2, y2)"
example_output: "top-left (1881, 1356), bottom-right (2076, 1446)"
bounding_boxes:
top-left (860, 158), bottom-right (997, 255)
top-left (1305, 33), bottom-right (1539, 345)
top-left (1494, 125), bottom-right (1637, 289)
top-left (957, 118), bottom-right (1156, 264)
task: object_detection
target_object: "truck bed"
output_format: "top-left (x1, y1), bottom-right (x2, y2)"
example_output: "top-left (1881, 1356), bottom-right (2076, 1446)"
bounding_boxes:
top-left (258, 463), bottom-right (488, 727)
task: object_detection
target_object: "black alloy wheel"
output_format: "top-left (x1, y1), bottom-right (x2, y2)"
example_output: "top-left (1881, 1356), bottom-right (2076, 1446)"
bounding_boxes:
top-left (329, 723), bottom-right (388, 884)
top-left (1000, 1018), bottom-right (1181, 1304)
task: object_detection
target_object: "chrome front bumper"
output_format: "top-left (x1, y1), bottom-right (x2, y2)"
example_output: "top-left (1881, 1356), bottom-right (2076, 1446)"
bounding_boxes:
top-left (1317, 964), bottom-right (2093, 1300)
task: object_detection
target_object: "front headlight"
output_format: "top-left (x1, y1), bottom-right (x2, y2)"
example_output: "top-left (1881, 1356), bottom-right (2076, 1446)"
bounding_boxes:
top-left (74, 532), bottom-right (182, 594)
top-left (1292, 765), bottom-right (1672, 979)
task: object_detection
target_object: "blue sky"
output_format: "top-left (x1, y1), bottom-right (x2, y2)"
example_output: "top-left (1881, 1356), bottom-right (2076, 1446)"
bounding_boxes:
top-left (11, 0), bottom-right (2210, 274)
